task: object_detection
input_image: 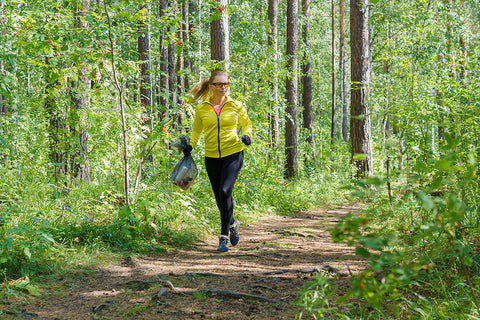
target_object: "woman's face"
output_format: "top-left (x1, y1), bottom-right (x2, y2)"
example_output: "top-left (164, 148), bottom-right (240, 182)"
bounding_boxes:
top-left (209, 74), bottom-right (229, 96)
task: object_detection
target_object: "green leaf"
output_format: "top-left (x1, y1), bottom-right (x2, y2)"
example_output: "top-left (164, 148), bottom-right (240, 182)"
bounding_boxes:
top-left (435, 158), bottom-right (450, 171)
top-left (0, 137), bottom-right (8, 147)
top-left (353, 153), bottom-right (368, 161)
top-left (42, 233), bottom-right (55, 244)
top-left (355, 247), bottom-right (371, 258)
top-left (23, 247), bottom-right (31, 259)
top-left (418, 191), bottom-right (434, 211)
top-left (119, 205), bottom-right (132, 219)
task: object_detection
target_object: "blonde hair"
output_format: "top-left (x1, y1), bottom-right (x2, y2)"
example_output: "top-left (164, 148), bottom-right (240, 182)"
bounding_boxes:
top-left (189, 69), bottom-right (228, 102)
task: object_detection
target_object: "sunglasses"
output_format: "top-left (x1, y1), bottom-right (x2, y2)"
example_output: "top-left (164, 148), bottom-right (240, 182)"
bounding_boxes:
top-left (211, 82), bottom-right (229, 88)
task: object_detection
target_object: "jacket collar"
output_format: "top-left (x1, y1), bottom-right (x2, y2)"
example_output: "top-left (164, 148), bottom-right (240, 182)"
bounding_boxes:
top-left (201, 95), bottom-right (234, 105)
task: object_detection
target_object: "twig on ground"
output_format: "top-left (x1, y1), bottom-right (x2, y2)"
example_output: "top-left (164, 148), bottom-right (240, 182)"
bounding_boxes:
top-left (254, 265), bottom-right (339, 276)
top-left (180, 289), bottom-right (287, 304)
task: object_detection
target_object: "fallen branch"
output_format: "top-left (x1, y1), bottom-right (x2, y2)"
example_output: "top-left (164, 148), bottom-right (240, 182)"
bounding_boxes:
top-left (254, 265), bottom-right (339, 276)
top-left (181, 289), bottom-right (287, 304)
top-left (1, 310), bottom-right (38, 319)
top-left (272, 229), bottom-right (317, 238)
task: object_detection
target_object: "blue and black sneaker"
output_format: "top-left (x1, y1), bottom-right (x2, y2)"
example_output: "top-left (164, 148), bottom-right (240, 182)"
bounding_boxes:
top-left (217, 235), bottom-right (229, 252)
top-left (229, 218), bottom-right (239, 246)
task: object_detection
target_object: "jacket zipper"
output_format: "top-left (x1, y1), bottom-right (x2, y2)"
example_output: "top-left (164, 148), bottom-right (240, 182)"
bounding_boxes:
top-left (217, 108), bottom-right (222, 158)
top-left (208, 102), bottom-right (222, 158)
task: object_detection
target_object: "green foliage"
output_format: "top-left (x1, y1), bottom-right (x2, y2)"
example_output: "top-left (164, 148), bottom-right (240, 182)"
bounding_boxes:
top-left (295, 273), bottom-right (338, 319)
top-left (316, 134), bottom-right (480, 318)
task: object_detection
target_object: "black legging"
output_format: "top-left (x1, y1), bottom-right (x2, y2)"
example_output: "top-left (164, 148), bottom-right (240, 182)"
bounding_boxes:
top-left (205, 151), bottom-right (244, 236)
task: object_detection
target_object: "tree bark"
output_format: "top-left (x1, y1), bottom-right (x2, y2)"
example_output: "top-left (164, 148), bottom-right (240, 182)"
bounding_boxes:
top-left (105, 1), bottom-right (130, 205)
top-left (302, 0), bottom-right (315, 163)
top-left (350, 0), bottom-right (372, 178)
top-left (459, 36), bottom-right (467, 81)
top-left (177, 0), bottom-right (187, 97)
top-left (45, 59), bottom-right (68, 186)
top-left (382, 23), bottom-right (391, 149)
top-left (285, 0), bottom-right (298, 180)
top-left (0, 1), bottom-right (5, 115)
top-left (72, 0), bottom-right (91, 182)
top-left (159, 0), bottom-right (170, 113)
top-left (210, 0), bottom-right (229, 65)
top-left (168, 0), bottom-right (177, 107)
top-left (339, 0), bottom-right (348, 142)
top-left (268, 0), bottom-right (279, 150)
top-left (138, 0), bottom-right (152, 121)
top-left (447, 0), bottom-right (456, 79)
top-left (330, 0), bottom-right (336, 144)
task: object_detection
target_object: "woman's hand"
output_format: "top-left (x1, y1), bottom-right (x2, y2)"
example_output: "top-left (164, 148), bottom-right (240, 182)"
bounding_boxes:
top-left (183, 145), bottom-right (193, 156)
top-left (241, 135), bottom-right (251, 146)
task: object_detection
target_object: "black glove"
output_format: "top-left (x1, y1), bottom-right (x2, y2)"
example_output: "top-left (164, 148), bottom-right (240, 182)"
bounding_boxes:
top-left (183, 144), bottom-right (192, 157)
top-left (241, 135), bottom-right (251, 146)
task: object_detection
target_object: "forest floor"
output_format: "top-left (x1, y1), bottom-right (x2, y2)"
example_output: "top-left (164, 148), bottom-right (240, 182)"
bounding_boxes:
top-left (2, 207), bottom-right (367, 320)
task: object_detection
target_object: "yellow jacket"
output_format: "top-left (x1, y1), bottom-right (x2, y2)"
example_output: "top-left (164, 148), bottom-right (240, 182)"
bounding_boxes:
top-left (190, 96), bottom-right (253, 158)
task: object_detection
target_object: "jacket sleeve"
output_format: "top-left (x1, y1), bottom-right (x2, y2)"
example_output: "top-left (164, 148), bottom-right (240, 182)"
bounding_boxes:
top-left (189, 105), bottom-right (203, 149)
top-left (238, 102), bottom-right (253, 139)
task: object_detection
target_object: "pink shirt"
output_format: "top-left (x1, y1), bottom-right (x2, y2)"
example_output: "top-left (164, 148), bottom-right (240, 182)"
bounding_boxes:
top-left (214, 106), bottom-right (222, 116)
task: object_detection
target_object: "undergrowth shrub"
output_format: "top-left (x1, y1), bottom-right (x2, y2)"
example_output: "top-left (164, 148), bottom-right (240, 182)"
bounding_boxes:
top-left (296, 135), bottom-right (480, 319)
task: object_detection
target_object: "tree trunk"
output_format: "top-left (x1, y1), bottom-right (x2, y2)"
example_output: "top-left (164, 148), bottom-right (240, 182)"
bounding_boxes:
top-left (302, 0), bottom-right (315, 163)
top-left (285, 0), bottom-right (298, 180)
top-left (159, 0), bottom-right (170, 113)
top-left (459, 36), bottom-right (467, 81)
top-left (350, 0), bottom-right (372, 178)
top-left (105, 1), bottom-right (130, 205)
top-left (330, 0), bottom-right (336, 144)
top-left (339, 0), bottom-right (348, 142)
top-left (382, 23), bottom-right (391, 149)
top-left (177, 0), bottom-right (187, 97)
top-left (138, 0), bottom-right (152, 121)
top-left (268, 0), bottom-right (279, 150)
top-left (45, 59), bottom-right (68, 186)
top-left (168, 0), bottom-right (177, 108)
top-left (436, 54), bottom-right (444, 144)
top-left (0, 1), bottom-right (5, 116)
top-left (0, 61), bottom-right (6, 114)
top-left (70, 0), bottom-right (91, 182)
top-left (447, 0), bottom-right (456, 79)
top-left (168, 40), bottom-right (177, 106)
top-left (210, 0), bottom-right (229, 65)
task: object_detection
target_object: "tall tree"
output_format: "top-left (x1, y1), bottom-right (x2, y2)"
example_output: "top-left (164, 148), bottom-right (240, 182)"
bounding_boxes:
top-left (104, 1), bottom-right (130, 204)
top-left (0, 2), bottom-right (5, 115)
top-left (339, 0), bottom-right (348, 142)
top-left (71, 0), bottom-right (91, 182)
top-left (168, 0), bottom-right (177, 106)
top-left (159, 0), bottom-right (170, 112)
top-left (210, 0), bottom-right (229, 64)
top-left (268, 0), bottom-right (279, 150)
top-left (138, 0), bottom-right (152, 119)
top-left (330, 0), bottom-right (336, 144)
top-left (382, 23), bottom-right (391, 148)
top-left (177, 0), bottom-right (188, 97)
top-left (45, 60), bottom-right (68, 186)
top-left (285, 0), bottom-right (299, 180)
top-left (459, 36), bottom-right (467, 81)
top-left (301, 0), bottom-right (315, 162)
top-left (350, 0), bottom-right (372, 177)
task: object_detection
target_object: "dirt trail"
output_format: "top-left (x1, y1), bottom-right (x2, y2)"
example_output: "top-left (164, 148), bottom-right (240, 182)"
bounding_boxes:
top-left (6, 207), bottom-right (366, 320)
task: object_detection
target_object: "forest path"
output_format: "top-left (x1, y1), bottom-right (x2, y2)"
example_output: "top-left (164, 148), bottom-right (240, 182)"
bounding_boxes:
top-left (13, 207), bottom-right (366, 320)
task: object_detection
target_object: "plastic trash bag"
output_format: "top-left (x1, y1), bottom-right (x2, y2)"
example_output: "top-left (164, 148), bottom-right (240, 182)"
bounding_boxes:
top-left (170, 155), bottom-right (198, 190)
top-left (170, 135), bottom-right (198, 190)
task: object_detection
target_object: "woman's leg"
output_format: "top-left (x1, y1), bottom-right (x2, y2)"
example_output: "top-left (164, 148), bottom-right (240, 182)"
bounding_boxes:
top-left (205, 152), bottom-right (244, 236)
top-left (218, 152), bottom-right (243, 235)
